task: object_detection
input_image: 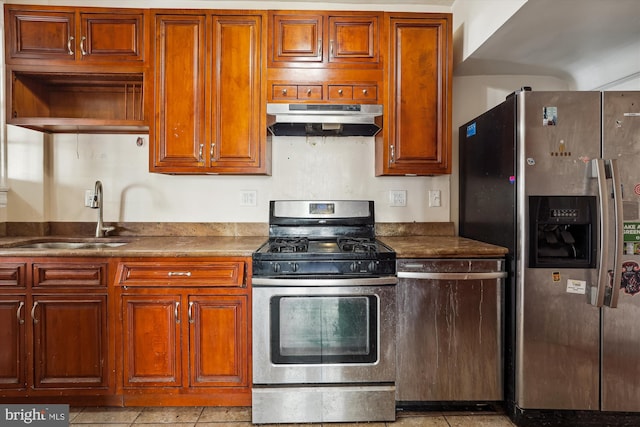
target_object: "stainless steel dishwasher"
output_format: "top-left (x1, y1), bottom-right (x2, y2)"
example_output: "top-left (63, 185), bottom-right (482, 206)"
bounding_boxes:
top-left (396, 258), bottom-right (507, 404)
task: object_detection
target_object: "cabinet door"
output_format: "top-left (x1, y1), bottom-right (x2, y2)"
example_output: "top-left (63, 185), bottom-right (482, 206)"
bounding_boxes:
top-left (209, 14), bottom-right (267, 173)
top-left (0, 297), bottom-right (26, 389)
top-left (152, 14), bottom-right (206, 171)
top-left (378, 15), bottom-right (452, 176)
top-left (32, 295), bottom-right (108, 389)
top-left (270, 12), bottom-right (323, 64)
top-left (122, 294), bottom-right (182, 387)
top-left (328, 14), bottom-right (379, 65)
top-left (189, 295), bottom-right (248, 387)
top-left (5, 8), bottom-right (76, 62)
top-left (79, 12), bottom-right (145, 63)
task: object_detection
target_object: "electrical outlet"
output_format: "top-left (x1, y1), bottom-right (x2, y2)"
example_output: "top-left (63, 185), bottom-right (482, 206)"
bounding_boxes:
top-left (429, 190), bottom-right (441, 207)
top-left (240, 190), bottom-right (257, 207)
top-left (84, 190), bottom-right (95, 207)
top-left (389, 190), bottom-right (407, 207)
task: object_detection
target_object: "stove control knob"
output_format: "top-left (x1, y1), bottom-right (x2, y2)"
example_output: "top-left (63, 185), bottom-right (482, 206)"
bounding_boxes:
top-left (350, 262), bottom-right (359, 272)
top-left (367, 261), bottom-right (378, 272)
top-left (290, 263), bottom-right (299, 272)
top-left (272, 263), bottom-right (281, 273)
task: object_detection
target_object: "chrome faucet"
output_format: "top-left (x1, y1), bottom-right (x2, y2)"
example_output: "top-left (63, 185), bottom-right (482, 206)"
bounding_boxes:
top-left (90, 180), bottom-right (115, 237)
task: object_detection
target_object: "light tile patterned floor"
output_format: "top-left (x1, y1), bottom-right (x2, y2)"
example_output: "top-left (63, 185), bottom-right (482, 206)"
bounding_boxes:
top-left (69, 407), bottom-right (517, 426)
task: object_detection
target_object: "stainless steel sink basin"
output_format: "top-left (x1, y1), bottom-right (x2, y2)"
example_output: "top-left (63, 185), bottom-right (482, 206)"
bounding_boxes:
top-left (12, 241), bottom-right (129, 249)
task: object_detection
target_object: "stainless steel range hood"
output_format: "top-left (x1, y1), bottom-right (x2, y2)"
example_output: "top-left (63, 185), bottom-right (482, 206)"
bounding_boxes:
top-left (267, 103), bottom-right (383, 137)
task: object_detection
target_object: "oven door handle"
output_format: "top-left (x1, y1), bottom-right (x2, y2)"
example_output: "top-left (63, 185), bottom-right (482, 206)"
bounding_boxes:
top-left (252, 277), bottom-right (398, 287)
top-left (397, 271), bottom-right (507, 280)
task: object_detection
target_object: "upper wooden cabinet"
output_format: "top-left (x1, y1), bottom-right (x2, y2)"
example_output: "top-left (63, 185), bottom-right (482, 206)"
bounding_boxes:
top-left (151, 11), bottom-right (270, 175)
top-left (4, 4), bottom-right (151, 134)
top-left (5, 6), bottom-right (147, 65)
top-left (376, 13), bottom-right (452, 176)
top-left (269, 11), bottom-right (381, 68)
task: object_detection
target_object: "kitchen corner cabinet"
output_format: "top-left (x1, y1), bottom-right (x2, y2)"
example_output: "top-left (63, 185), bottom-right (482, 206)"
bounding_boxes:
top-left (0, 259), bottom-right (114, 402)
top-left (116, 258), bottom-right (251, 406)
top-left (376, 13), bottom-right (452, 176)
top-left (151, 12), bottom-right (270, 175)
top-left (4, 4), bottom-right (150, 134)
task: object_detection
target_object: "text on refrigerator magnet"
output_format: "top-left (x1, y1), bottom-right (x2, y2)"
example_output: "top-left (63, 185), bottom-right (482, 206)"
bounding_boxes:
top-left (566, 279), bottom-right (586, 294)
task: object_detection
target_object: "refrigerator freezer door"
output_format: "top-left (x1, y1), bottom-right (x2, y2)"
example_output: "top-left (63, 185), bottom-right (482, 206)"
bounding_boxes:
top-left (518, 91), bottom-right (602, 410)
top-left (601, 91), bottom-right (640, 412)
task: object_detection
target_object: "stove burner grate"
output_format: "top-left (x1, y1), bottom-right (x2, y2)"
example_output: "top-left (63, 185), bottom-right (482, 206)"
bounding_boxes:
top-left (269, 237), bottom-right (309, 253)
top-left (337, 237), bottom-right (379, 253)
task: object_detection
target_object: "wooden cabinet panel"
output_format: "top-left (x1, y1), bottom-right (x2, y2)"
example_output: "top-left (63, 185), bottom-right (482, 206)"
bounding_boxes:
top-left (153, 14), bottom-right (205, 169)
top-left (152, 12), bottom-right (269, 175)
top-left (80, 12), bottom-right (145, 63)
top-left (269, 11), bottom-right (380, 68)
top-left (328, 15), bottom-right (379, 64)
top-left (122, 295), bottom-right (182, 387)
top-left (117, 260), bottom-right (244, 287)
top-left (377, 14), bottom-right (452, 176)
top-left (6, 8), bottom-right (75, 61)
top-left (32, 295), bottom-right (108, 388)
top-left (0, 263), bottom-right (26, 287)
top-left (33, 261), bottom-right (107, 287)
top-left (271, 13), bottom-right (323, 63)
top-left (210, 15), bottom-right (264, 171)
top-left (0, 297), bottom-right (26, 389)
top-left (189, 295), bottom-right (248, 387)
top-left (5, 6), bottom-right (147, 65)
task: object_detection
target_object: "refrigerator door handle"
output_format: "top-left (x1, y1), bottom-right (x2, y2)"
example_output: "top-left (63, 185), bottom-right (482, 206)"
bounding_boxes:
top-left (590, 158), bottom-right (610, 307)
top-left (605, 158), bottom-right (624, 308)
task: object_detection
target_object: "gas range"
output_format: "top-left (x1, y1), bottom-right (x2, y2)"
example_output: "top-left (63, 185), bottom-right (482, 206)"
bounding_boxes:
top-left (252, 200), bottom-right (396, 278)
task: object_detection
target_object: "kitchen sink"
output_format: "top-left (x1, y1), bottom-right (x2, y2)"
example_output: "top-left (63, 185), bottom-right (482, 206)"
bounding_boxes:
top-left (11, 240), bottom-right (129, 249)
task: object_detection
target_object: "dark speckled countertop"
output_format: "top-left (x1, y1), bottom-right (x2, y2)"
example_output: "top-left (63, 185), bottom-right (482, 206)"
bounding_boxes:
top-left (0, 222), bottom-right (508, 258)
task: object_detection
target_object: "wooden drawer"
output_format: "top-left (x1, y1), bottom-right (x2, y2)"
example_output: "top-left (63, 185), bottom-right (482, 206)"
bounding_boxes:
top-left (0, 263), bottom-right (27, 287)
top-left (328, 85), bottom-right (352, 100)
top-left (328, 84), bottom-right (377, 101)
top-left (117, 261), bottom-right (245, 287)
top-left (272, 84), bottom-right (322, 100)
top-left (33, 262), bottom-right (107, 288)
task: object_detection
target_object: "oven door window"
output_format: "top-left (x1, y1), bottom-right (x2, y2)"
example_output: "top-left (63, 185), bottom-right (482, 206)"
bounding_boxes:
top-left (271, 295), bottom-right (378, 364)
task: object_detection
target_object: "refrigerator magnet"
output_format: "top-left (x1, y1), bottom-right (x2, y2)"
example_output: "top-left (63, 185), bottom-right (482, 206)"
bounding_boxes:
top-left (566, 279), bottom-right (586, 294)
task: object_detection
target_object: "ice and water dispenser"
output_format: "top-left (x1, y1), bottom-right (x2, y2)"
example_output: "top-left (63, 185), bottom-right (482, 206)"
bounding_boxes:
top-left (529, 196), bottom-right (597, 268)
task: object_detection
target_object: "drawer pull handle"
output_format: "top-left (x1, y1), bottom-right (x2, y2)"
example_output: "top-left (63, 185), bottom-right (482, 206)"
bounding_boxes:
top-left (168, 271), bottom-right (192, 277)
top-left (17, 301), bottom-right (25, 325)
top-left (67, 36), bottom-right (75, 56)
top-left (80, 36), bottom-right (87, 56)
top-left (175, 301), bottom-right (180, 324)
top-left (31, 302), bottom-right (39, 324)
top-left (198, 144), bottom-right (204, 162)
top-left (188, 302), bottom-right (194, 324)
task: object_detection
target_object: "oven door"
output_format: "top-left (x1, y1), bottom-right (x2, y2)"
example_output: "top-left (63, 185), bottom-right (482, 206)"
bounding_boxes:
top-left (252, 277), bottom-right (397, 385)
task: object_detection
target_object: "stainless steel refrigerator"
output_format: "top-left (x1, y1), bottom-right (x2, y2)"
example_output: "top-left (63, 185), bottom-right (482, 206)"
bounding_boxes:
top-left (459, 90), bottom-right (640, 424)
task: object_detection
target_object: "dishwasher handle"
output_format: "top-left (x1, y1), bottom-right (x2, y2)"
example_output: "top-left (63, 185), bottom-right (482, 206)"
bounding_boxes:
top-left (397, 271), bottom-right (507, 281)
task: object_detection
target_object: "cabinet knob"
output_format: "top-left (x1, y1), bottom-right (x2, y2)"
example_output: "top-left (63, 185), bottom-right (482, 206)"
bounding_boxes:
top-left (306, 88), bottom-right (312, 96)
top-left (338, 89), bottom-right (343, 95)
top-left (362, 89), bottom-right (368, 96)
top-left (282, 89), bottom-right (287, 96)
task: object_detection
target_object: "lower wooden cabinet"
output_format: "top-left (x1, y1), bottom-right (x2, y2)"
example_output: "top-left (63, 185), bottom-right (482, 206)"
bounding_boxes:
top-left (116, 257), bottom-right (251, 406)
top-left (0, 259), bottom-right (116, 404)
